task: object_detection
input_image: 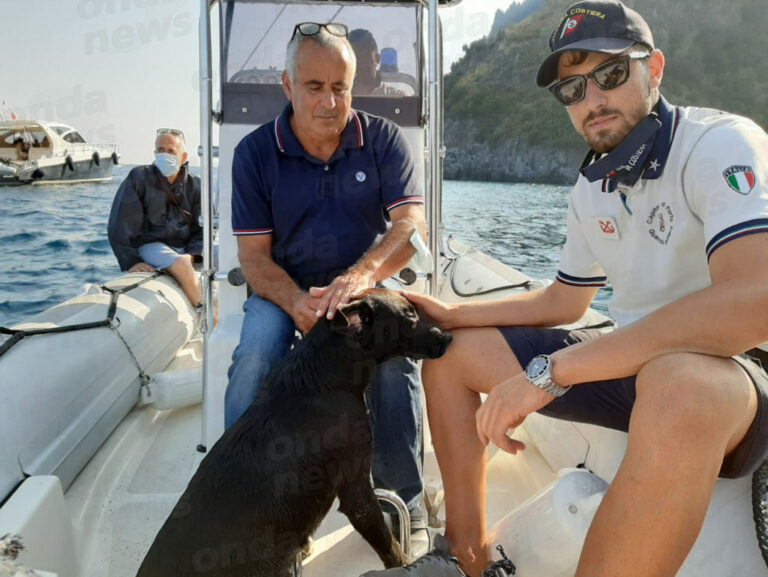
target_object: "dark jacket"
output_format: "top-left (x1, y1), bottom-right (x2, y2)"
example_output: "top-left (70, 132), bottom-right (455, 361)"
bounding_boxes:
top-left (107, 163), bottom-right (202, 271)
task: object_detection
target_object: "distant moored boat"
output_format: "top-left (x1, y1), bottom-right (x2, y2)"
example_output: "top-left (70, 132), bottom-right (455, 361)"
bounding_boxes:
top-left (0, 119), bottom-right (119, 185)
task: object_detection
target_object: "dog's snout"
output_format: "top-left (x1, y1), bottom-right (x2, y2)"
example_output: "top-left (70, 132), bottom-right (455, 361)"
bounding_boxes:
top-left (428, 329), bottom-right (452, 358)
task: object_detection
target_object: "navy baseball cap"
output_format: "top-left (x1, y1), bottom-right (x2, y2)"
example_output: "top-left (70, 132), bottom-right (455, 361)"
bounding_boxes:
top-left (536, 0), bottom-right (654, 87)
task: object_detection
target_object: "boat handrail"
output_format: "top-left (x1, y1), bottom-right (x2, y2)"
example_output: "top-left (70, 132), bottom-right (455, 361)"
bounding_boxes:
top-left (60, 143), bottom-right (120, 155)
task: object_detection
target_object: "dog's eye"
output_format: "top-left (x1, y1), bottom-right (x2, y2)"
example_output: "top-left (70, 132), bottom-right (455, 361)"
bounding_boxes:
top-left (404, 309), bottom-right (419, 326)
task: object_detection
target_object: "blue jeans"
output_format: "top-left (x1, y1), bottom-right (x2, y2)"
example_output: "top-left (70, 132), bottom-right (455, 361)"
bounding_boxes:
top-left (225, 293), bottom-right (424, 510)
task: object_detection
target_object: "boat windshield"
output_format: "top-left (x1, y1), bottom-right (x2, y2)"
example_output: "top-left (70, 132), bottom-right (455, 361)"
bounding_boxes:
top-left (220, 1), bottom-right (422, 126)
top-left (0, 129), bottom-right (48, 147)
top-left (62, 131), bottom-right (86, 144)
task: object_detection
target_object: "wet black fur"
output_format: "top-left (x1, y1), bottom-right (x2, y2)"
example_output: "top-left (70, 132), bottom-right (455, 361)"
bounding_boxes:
top-left (137, 289), bottom-right (452, 576)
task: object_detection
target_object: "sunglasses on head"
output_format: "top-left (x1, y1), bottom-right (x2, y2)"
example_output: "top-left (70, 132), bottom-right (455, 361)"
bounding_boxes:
top-left (156, 128), bottom-right (185, 142)
top-left (292, 22), bottom-right (348, 39)
top-left (549, 53), bottom-right (650, 106)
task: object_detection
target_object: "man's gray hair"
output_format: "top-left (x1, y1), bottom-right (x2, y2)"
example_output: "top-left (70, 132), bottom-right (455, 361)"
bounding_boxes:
top-left (155, 132), bottom-right (186, 153)
top-left (155, 132), bottom-right (187, 152)
top-left (285, 28), bottom-right (356, 83)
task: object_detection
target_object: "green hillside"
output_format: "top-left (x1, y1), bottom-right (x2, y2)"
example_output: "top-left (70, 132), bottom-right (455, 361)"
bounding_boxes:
top-left (444, 0), bottom-right (768, 183)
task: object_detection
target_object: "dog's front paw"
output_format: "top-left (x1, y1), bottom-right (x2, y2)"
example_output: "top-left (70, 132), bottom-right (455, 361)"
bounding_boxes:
top-left (382, 547), bottom-right (408, 568)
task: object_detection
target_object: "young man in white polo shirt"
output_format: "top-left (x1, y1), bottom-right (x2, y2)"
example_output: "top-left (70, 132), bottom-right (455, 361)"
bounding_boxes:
top-left (362, 1), bottom-right (768, 576)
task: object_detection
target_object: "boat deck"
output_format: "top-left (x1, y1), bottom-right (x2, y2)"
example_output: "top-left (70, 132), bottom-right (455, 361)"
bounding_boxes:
top-left (65, 394), bottom-right (557, 576)
top-left (60, 243), bottom-right (592, 576)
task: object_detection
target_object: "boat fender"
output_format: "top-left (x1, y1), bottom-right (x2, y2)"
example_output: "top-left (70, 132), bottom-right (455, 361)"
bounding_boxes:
top-left (92, 151), bottom-right (100, 166)
top-left (111, 151), bottom-right (119, 165)
top-left (31, 168), bottom-right (44, 180)
top-left (65, 155), bottom-right (74, 171)
top-left (141, 367), bottom-right (203, 410)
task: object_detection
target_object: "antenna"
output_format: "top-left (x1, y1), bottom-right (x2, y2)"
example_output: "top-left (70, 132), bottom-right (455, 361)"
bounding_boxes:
top-left (1, 101), bottom-right (18, 122)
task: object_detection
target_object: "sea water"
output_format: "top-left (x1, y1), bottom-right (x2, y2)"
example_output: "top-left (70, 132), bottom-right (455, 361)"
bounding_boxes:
top-left (0, 167), bottom-right (609, 328)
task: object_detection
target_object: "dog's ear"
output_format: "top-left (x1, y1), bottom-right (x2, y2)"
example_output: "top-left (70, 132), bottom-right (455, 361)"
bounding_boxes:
top-left (330, 300), bottom-right (374, 335)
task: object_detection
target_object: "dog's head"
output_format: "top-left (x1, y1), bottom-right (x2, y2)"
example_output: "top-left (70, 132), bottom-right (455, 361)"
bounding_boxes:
top-left (330, 288), bottom-right (452, 360)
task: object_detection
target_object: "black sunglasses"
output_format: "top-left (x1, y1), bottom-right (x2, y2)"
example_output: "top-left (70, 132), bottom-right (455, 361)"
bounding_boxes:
top-left (549, 54), bottom-right (650, 106)
top-left (292, 22), bottom-right (348, 39)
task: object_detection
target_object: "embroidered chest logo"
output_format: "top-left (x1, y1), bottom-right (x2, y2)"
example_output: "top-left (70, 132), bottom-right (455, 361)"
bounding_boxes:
top-left (723, 165), bottom-right (756, 195)
top-left (647, 202), bottom-right (674, 245)
top-left (355, 171), bottom-right (367, 183)
top-left (594, 216), bottom-right (620, 239)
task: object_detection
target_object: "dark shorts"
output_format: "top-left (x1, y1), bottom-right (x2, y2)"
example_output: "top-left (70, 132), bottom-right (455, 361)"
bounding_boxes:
top-left (498, 326), bottom-right (768, 479)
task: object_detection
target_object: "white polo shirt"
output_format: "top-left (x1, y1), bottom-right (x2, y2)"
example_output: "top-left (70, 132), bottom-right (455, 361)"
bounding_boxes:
top-left (557, 106), bottom-right (768, 328)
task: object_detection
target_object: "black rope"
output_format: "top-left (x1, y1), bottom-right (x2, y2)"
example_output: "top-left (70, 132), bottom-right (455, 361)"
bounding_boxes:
top-left (0, 331), bottom-right (23, 357)
top-left (0, 272), bottom-right (163, 366)
top-left (0, 320), bottom-right (112, 358)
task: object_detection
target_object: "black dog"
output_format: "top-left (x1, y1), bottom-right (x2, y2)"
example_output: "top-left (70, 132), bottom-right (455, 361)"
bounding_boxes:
top-left (137, 288), bottom-right (452, 576)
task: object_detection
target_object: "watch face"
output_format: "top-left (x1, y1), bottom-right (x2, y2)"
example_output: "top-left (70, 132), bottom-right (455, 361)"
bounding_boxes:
top-left (527, 356), bottom-right (548, 379)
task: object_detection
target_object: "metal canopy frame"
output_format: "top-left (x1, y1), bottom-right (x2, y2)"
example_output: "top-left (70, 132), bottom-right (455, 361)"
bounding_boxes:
top-left (197, 0), bottom-right (445, 446)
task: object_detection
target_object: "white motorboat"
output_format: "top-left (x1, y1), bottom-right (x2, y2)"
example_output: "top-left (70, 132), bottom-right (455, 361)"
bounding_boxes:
top-left (1, 1), bottom-right (767, 576)
top-left (0, 120), bottom-right (119, 185)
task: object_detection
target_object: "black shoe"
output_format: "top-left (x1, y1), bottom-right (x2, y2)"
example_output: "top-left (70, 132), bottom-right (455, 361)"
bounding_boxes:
top-left (360, 534), bottom-right (466, 577)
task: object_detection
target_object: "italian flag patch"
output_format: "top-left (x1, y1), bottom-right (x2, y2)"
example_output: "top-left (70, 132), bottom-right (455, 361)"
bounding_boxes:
top-left (723, 165), bottom-right (756, 195)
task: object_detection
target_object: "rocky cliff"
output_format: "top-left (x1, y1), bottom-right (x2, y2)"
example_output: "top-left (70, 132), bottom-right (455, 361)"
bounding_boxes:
top-left (444, 0), bottom-right (768, 184)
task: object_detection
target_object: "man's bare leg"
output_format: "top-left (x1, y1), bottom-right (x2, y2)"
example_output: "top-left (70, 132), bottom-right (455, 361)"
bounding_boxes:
top-left (167, 255), bottom-right (201, 307)
top-left (422, 327), bottom-right (524, 577)
top-left (575, 352), bottom-right (758, 577)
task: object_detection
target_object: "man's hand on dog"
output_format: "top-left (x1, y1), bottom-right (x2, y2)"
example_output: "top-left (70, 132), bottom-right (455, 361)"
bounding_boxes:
top-left (400, 290), bottom-right (457, 329)
top-left (310, 267), bottom-right (375, 320)
top-left (292, 292), bottom-right (324, 334)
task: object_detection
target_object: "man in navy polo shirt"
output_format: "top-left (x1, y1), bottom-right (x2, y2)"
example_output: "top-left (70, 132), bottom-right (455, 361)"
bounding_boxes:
top-left (227, 22), bottom-right (429, 553)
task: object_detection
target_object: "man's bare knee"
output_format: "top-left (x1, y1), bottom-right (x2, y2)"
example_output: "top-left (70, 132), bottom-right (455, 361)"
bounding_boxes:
top-left (164, 255), bottom-right (201, 305)
top-left (168, 255), bottom-right (194, 274)
top-left (423, 327), bottom-right (522, 395)
top-left (635, 352), bottom-right (754, 437)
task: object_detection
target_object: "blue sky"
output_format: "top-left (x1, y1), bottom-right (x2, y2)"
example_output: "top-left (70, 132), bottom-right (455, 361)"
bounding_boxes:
top-left (2, 0), bottom-right (514, 164)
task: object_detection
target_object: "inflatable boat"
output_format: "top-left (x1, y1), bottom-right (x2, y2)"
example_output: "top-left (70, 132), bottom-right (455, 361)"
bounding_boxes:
top-left (0, 1), bottom-right (767, 576)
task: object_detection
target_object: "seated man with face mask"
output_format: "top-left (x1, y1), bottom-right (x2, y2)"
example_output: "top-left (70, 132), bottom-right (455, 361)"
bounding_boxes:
top-left (107, 128), bottom-right (203, 307)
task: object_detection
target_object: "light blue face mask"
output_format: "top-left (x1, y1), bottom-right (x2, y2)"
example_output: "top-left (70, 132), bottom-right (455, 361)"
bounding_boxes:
top-left (154, 152), bottom-right (179, 177)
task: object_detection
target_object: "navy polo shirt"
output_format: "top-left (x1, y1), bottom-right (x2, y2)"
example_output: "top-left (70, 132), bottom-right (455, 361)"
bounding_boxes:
top-left (232, 104), bottom-right (423, 290)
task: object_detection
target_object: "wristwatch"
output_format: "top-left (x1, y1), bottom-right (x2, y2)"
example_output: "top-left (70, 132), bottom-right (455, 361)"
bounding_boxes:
top-left (524, 354), bottom-right (571, 397)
